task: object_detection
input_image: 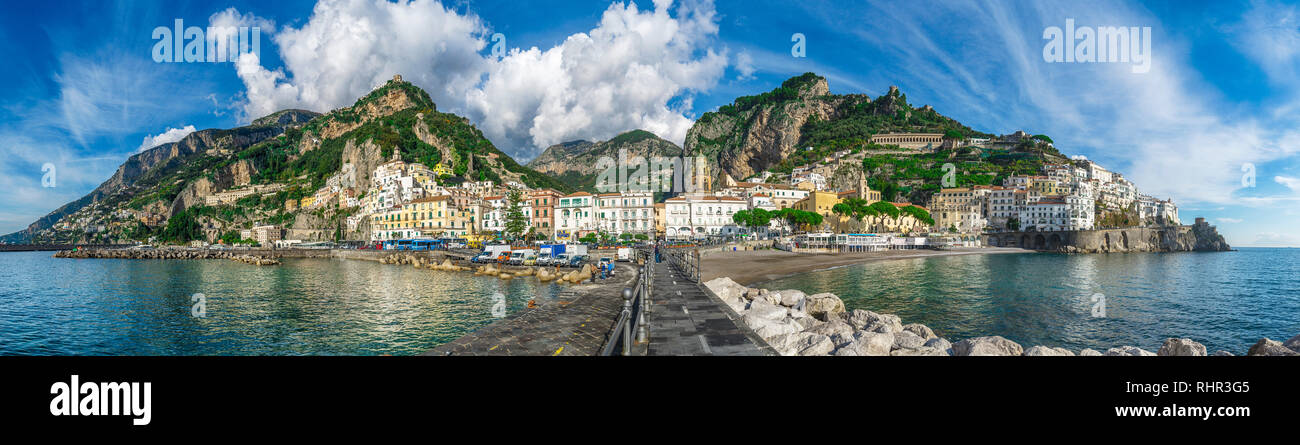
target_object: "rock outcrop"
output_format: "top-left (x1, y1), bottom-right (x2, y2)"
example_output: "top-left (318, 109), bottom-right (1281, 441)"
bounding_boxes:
top-left (1157, 338), bottom-right (1207, 356)
top-left (704, 276), bottom-right (1297, 358)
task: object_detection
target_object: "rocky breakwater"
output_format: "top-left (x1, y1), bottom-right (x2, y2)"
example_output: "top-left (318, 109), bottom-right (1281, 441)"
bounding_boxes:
top-left (55, 248), bottom-right (280, 265)
top-left (704, 277), bottom-right (1300, 357)
top-left (378, 253), bottom-right (602, 284)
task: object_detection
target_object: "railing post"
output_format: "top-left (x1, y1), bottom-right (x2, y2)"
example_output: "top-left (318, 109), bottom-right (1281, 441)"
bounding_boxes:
top-left (637, 262), bottom-right (649, 344)
top-left (621, 287), bottom-right (633, 356)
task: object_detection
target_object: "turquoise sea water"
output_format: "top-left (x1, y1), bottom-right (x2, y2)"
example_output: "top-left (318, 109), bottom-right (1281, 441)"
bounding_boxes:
top-left (0, 252), bottom-right (561, 355)
top-left (758, 247), bottom-right (1300, 353)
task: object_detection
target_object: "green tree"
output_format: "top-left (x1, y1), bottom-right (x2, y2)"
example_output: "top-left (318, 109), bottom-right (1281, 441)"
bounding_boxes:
top-left (504, 190), bottom-right (528, 240)
top-left (732, 209), bottom-right (752, 227)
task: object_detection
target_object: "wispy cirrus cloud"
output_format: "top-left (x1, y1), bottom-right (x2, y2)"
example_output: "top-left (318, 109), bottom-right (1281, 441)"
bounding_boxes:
top-left (1275, 175), bottom-right (1300, 192)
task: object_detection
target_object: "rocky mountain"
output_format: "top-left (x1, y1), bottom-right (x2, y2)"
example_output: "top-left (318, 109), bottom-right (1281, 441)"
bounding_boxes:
top-left (2, 75), bottom-right (567, 245)
top-left (684, 72), bottom-right (990, 182)
top-left (683, 72), bottom-right (1074, 207)
top-left (0, 110), bottom-right (319, 244)
top-left (527, 129), bottom-right (683, 192)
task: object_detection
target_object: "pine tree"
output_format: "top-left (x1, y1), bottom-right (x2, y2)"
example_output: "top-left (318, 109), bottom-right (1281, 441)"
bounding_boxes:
top-left (504, 190), bottom-right (528, 240)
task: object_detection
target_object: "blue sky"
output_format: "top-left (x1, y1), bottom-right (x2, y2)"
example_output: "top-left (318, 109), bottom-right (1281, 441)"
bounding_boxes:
top-left (2, 0), bottom-right (1299, 247)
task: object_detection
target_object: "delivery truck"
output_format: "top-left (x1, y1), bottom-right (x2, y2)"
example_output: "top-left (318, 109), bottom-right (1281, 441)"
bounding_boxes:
top-left (473, 244), bottom-right (511, 263)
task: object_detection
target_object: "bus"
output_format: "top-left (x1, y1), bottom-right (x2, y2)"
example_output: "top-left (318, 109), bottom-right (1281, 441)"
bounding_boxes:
top-left (410, 239), bottom-right (445, 251)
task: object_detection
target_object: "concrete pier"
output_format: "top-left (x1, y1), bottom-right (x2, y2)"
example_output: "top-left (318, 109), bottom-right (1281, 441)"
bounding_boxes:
top-left (425, 264), bottom-right (638, 356)
top-left (646, 260), bottom-right (773, 356)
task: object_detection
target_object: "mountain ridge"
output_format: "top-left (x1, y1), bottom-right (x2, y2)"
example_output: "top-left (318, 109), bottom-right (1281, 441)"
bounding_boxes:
top-left (527, 129), bottom-right (683, 192)
top-left (2, 76), bottom-right (568, 244)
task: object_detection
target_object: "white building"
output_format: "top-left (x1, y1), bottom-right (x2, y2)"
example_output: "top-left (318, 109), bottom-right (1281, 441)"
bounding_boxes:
top-left (556, 192), bottom-right (597, 240)
top-left (482, 194), bottom-right (532, 235)
top-left (596, 191), bottom-right (655, 235)
top-left (664, 194), bottom-right (748, 239)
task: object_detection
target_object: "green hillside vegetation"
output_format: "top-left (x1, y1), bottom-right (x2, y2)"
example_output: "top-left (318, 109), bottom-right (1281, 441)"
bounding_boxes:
top-left (705, 73), bottom-right (1068, 206)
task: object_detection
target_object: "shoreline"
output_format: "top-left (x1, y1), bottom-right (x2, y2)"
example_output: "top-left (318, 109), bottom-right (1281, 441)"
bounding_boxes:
top-left (701, 247), bottom-right (1033, 286)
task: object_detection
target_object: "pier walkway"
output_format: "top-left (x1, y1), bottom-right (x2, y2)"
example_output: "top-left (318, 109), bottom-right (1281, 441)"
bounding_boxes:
top-left (424, 250), bottom-right (772, 356)
top-left (425, 264), bottom-right (637, 356)
top-left (645, 259), bottom-right (773, 356)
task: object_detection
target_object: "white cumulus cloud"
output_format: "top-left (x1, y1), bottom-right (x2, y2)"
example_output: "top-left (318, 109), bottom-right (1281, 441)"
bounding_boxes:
top-left (226, 0), bottom-right (728, 160)
top-left (465, 0), bottom-right (727, 158)
top-left (137, 125), bottom-right (197, 152)
top-left (228, 0), bottom-right (490, 123)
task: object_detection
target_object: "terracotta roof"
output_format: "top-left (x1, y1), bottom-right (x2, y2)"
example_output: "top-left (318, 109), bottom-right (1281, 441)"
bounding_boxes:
top-left (565, 191), bottom-right (592, 197)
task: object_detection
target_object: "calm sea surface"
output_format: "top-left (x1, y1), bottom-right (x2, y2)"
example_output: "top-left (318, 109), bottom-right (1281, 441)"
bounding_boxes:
top-left (759, 247), bottom-right (1300, 353)
top-left (0, 252), bottom-right (562, 355)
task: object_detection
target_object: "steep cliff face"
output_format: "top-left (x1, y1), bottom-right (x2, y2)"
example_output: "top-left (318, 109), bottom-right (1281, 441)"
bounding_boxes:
top-left (0, 112), bottom-right (317, 243)
top-left (684, 74), bottom-right (843, 181)
top-left (683, 73), bottom-right (987, 193)
top-left (1038, 224), bottom-right (1232, 254)
top-left (527, 130), bottom-right (682, 191)
top-left (4, 75), bottom-right (566, 244)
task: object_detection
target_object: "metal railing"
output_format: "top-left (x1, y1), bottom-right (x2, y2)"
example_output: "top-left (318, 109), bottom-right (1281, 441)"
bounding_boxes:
top-left (600, 249), bottom-right (653, 356)
top-left (664, 248), bottom-right (700, 284)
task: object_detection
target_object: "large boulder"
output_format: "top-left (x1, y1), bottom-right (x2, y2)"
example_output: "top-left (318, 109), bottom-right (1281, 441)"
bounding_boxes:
top-left (704, 277), bottom-right (746, 303)
top-left (769, 332), bottom-right (834, 356)
top-left (843, 309), bottom-right (902, 333)
top-left (890, 346), bottom-right (949, 356)
top-left (1246, 338), bottom-right (1299, 356)
top-left (724, 298), bottom-right (747, 313)
top-left (1104, 346), bottom-right (1156, 356)
top-left (835, 331), bottom-right (894, 356)
top-left (1284, 334), bottom-right (1300, 353)
top-left (828, 331), bottom-right (857, 348)
top-left (892, 330), bottom-right (927, 351)
top-left (792, 334), bottom-right (835, 356)
top-left (1023, 346), bottom-right (1075, 356)
top-left (1079, 348), bottom-right (1103, 356)
top-left (746, 299), bottom-right (788, 321)
top-left (951, 336), bottom-right (1024, 356)
top-left (805, 319), bottom-right (855, 339)
top-left (778, 289), bottom-right (807, 308)
top-left (903, 323), bottom-right (936, 340)
top-left (1212, 350), bottom-right (1235, 357)
top-left (804, 293), bottom-right (846, 320)
top-left (749, 288), bottom-right (782, 306)
top-left (793, 316), bottom-right (818, 331)
top-left (924, 337), bottom-right (953, 355)
top-left (1157, 338), bottom-right (1207, 357)
top-left (742, 313), bottom-right (800, 339)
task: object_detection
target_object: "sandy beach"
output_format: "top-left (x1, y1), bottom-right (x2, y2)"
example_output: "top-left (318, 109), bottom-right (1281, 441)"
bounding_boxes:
top-left (700, 247), bottom-right (1034, 286)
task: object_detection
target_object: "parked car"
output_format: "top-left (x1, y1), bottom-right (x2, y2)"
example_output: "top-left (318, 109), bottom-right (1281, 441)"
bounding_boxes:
top-left (566, 254), bottom-right (588, 268)
top-left (495, 252), bottom-right (513, 264)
